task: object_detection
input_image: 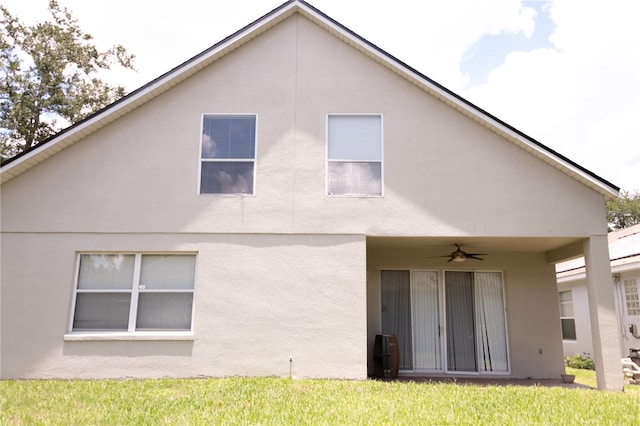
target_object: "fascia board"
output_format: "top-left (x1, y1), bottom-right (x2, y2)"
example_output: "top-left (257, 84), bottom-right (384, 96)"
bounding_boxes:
top-left (557, 260), bottom-right (639, 284)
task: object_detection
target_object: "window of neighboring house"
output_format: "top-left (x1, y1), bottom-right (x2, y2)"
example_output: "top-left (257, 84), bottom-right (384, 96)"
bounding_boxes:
top-left (200, 115), bottom-right (256, 194)
top-left (327, 114), bottom-right (382, 196)
top-left (70, 254), bottom-right (196, 333)
top-left (624, 279), bottom-right (640, 316)
top-left (559, 290), bottom-right (576, 340)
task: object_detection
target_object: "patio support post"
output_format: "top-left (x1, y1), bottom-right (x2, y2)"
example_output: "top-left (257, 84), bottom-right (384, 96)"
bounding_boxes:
top-left (583, 234), bottom-right (624, 391)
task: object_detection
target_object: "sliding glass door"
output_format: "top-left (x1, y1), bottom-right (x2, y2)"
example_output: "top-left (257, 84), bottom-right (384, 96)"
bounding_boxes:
top-left (381, 270), bottom-right (440, 371)
top-left (380, 270), bottom-right (413, 369)
top-left (445, 271), bottom-right (508, 373)
top-left (381, 270), bottom-right (508, 374)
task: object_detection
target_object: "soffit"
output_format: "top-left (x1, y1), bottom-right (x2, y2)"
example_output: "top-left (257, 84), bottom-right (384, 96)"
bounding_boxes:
top-left (367, 236), bottom-right (583, 254)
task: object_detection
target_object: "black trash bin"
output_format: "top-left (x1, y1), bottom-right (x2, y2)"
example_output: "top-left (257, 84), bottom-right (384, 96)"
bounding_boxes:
top-left (373, 334), bottom-right (399, 378)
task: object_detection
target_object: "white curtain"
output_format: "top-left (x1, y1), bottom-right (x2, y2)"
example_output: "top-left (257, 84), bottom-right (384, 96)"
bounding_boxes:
top-left (474, 272), bottom-right (508, 372)
top-left (140, 255), bottom-right (196, 289)
top-left (411, 271), bottom-right (440, 370)
top-left (78, 254), bottom-right (135, 290)
top-left (327, 115), bottom-right (382, 160)
top-left (136, 293), bottom-right (193, 330)
top-left (73, 293), bottom-right (131, 330)
top-left (137, 255), bottom-right (195, 331)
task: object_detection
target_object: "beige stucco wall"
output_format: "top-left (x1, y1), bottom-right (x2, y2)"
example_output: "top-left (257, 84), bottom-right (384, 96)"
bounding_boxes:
top-left (0, 14), bottom-right (610, 379)
top-left (367, 248), bottom-right (565, 379)
top-left (0, 233), bottom-right (366, 379)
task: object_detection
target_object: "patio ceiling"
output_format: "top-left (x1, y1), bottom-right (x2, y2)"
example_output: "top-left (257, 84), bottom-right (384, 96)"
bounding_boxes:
top-left (366, 236), bottom-right (585, 256)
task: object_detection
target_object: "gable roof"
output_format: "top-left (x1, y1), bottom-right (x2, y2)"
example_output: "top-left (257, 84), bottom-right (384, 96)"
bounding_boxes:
top-left (0, 0), bottom-right (619, 198)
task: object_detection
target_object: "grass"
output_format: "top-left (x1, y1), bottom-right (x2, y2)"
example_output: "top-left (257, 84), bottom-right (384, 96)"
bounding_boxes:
top-left (566, 366), bottom-right (640, 394)
top-left (1, 371), bottom-right (639, 425)
top-left (567, 366), bottom-right (598, 388)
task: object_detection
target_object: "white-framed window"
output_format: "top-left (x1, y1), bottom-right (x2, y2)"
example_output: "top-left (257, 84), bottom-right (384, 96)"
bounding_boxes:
top-left (327, 114), bottom-right (382, 196)
top-left (70, 254), bottom-right (196, 333)
top-left (558, 290), bottom-right (576, 340)
top-left (624, 279), bottom-right (640, 316)
top-left (200, 114), bottom-right (256, 194)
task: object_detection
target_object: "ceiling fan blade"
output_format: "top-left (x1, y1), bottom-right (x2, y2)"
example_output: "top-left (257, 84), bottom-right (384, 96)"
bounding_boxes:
top-left (466, 255), bottom-right (485, 260)
top-left (429, 245), bottom-right (488, 262)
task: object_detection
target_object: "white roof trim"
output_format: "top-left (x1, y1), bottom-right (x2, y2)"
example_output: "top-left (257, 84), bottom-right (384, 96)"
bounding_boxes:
top-left (0, 0), bottom-right (620, 198)
top-left (557, 257), bottom-right (640, 283)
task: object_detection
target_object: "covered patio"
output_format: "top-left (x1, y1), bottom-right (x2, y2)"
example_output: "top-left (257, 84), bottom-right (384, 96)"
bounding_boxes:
top-left (366, 236), bottom-right (622, 391)
top-left (381, 375), bottom-right (593, 389)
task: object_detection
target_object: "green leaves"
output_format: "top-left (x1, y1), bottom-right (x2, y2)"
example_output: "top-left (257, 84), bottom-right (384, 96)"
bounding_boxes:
top-left (606, 190), bottom-right (640, 231)
top-left (0, 0), bottom-right (135, 160)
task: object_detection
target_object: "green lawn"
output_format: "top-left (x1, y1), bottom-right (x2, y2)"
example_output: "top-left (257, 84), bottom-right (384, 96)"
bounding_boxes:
top-left (1, 370), bottom-right (639, 425)
top-left (569, 366), bottom-right (599, 388)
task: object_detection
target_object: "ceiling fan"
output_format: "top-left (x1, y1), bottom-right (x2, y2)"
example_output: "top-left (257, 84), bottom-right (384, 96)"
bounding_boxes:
top-left (439, 244), bottom-right (487, 262)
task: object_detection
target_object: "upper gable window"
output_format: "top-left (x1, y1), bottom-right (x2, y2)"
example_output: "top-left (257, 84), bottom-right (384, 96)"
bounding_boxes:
top-left (327, 115), bottom-right (382, 196)
top-left (200, 115), bottom-right (256, 194)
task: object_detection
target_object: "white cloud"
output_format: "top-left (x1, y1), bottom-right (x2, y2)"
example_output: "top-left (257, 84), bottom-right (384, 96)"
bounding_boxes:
top-left (463, 0), bottom-right (640, 190)
top-left (326, 0), bottom-right (539, 91)
top-left (1, 0), bottom-right (544, 100)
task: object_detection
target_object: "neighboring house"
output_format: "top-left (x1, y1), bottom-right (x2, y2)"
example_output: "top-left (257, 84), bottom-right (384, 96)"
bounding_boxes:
top-left (0, 0), bottom-right (624, 390)
top-left (557, 224), bottom-right (640, 360)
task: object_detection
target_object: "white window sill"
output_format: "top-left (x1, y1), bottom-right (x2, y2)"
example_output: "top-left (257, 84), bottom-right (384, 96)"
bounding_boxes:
top-left (64, 331), bottom-right (194, 341)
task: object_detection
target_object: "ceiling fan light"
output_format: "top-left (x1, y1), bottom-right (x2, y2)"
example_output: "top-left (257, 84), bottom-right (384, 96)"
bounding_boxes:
top-left (452, 257), bottom-right (466, 263)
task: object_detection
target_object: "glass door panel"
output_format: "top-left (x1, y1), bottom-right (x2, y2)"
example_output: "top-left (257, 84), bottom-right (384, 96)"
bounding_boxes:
top-left (445, 271), bottom-right (477, 371)
top-left (445, 271), bottom-right (508, 373)
top-left (381, 270), bottom-right (413, 370)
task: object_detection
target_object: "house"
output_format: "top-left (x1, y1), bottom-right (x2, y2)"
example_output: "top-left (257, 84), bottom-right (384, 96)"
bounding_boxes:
top-left (557, 224), bottom-right (640, 360)
top-left (0, 0), bottom-right (624, 390)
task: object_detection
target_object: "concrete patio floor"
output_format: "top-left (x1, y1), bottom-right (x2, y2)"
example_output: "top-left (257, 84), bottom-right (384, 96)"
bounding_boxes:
top-left (378, 375), bottom-right (594, 390)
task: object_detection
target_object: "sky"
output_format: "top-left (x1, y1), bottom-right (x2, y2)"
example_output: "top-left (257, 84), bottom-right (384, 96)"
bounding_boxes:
top-left (4, 0), bottom-right (639, 192)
